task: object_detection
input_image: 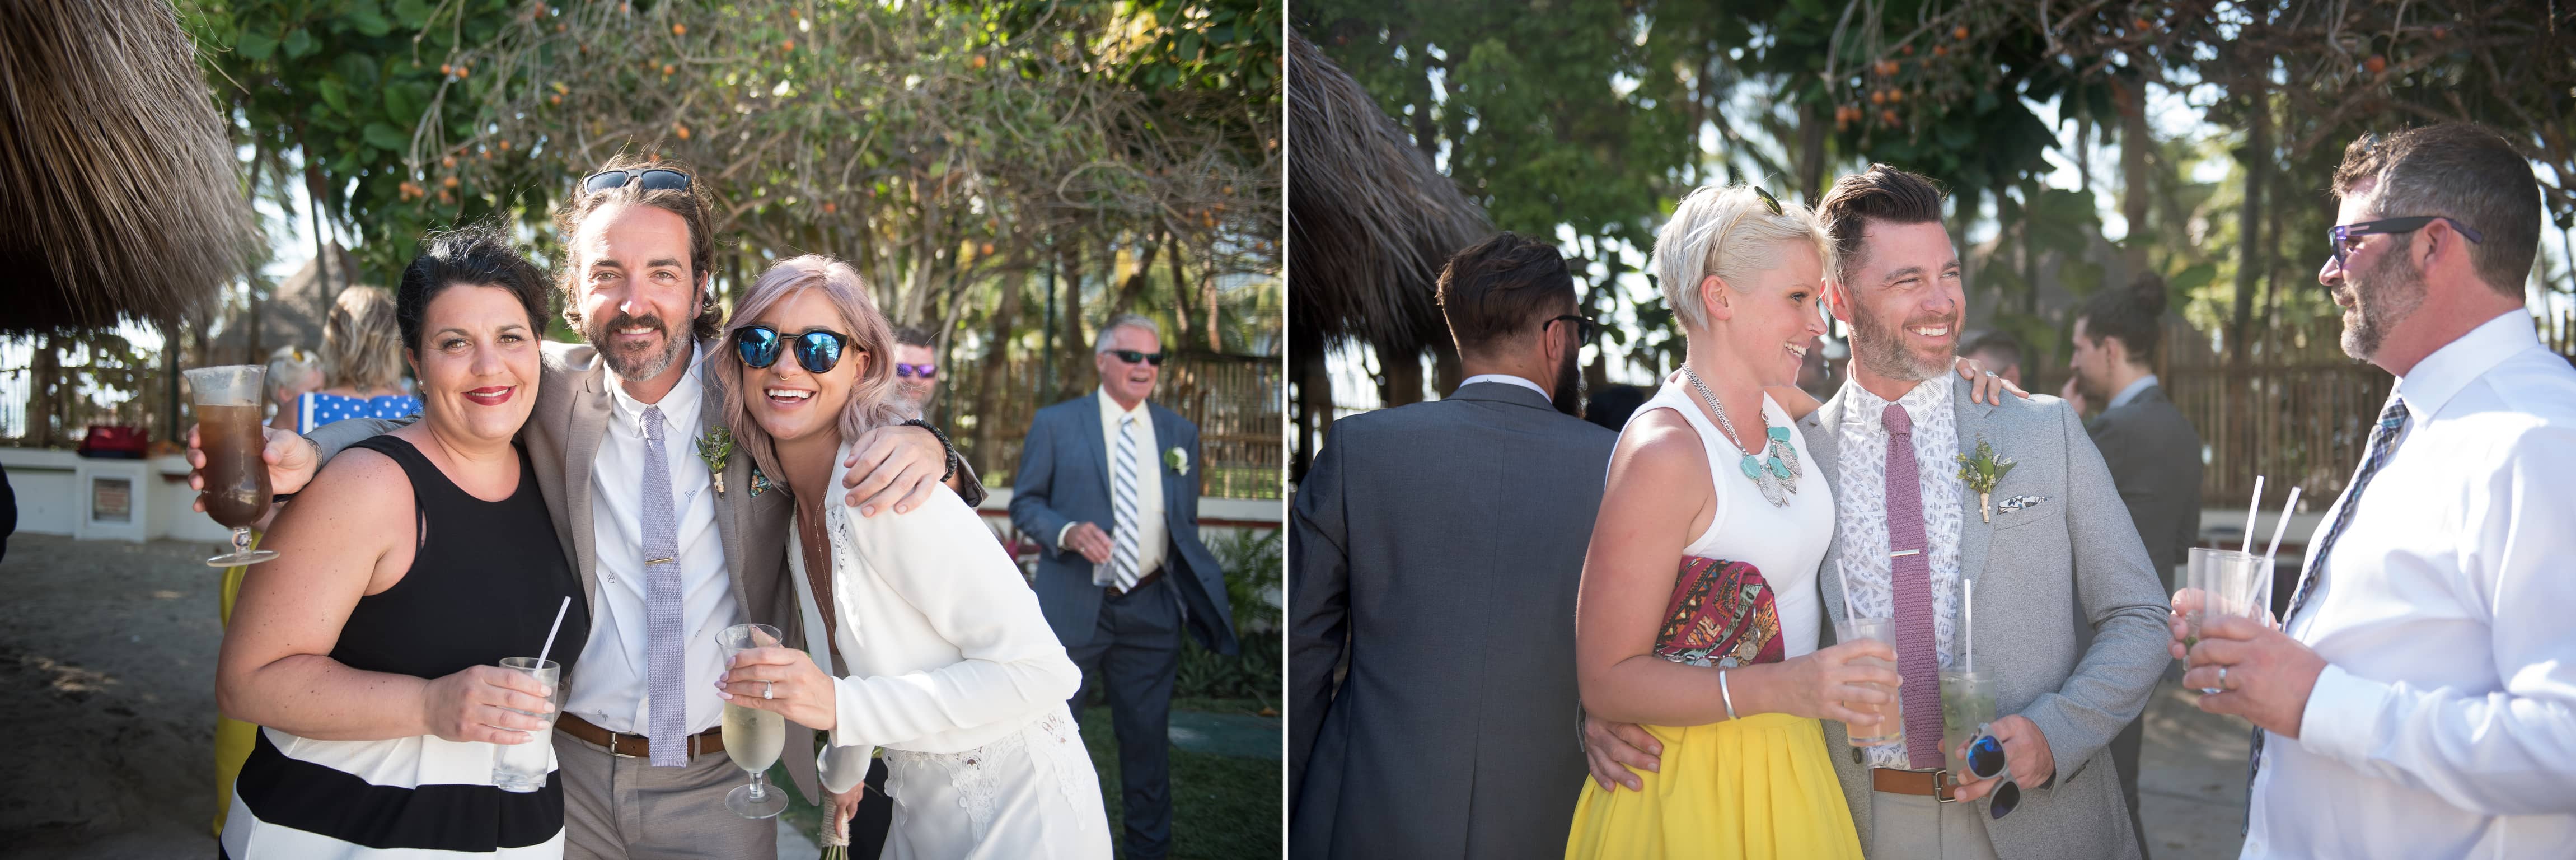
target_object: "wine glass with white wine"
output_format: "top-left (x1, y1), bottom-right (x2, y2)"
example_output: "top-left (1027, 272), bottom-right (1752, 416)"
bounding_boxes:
top-left (716, 623), bottom-right (790, 819)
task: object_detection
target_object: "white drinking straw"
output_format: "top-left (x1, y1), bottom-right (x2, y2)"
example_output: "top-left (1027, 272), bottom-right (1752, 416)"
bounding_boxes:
top-left (2262, 487), bottom-right (2304, 565)
top-left (1963, 578), bottom-right (1974, 674)
top-left (2240, 475), bottom-right (2266, 555)
top-left (536, 596), bottom-right (573, 667)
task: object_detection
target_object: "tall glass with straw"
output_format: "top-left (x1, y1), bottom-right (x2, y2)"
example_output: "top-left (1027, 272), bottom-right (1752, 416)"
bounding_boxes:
top-left (718, 623), bottom-right (790, 819)
top-left (1838, 564), bottom-right (1904, 746)
top-left (1940, 578), bottom-right (1996, 774)
top-left (493, 596), bottom-right (573, 792)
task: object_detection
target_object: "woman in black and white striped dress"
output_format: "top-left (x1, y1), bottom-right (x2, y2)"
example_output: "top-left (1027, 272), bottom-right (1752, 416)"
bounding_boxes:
top-left (214, 225), bottom-right (586, 858)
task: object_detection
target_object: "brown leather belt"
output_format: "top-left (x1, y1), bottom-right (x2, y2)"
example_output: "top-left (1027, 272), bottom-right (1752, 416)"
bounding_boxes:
top-left (1872, 767), bottom-right (1960, 802)
top-left (1108, 567), bottom-right (1165, 597)
top-left (557, 712), bottom-right (725, 761)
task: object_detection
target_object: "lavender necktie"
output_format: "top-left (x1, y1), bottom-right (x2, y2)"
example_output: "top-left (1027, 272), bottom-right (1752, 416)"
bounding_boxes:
top-left (1881, 404), bottom-right (1946, 770)
top-left (641, 406), bottom-right (687, 766)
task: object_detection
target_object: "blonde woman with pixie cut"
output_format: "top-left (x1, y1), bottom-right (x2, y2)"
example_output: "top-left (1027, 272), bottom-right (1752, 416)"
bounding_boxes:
top-left (1563, 185), bottom-right (1876, 858)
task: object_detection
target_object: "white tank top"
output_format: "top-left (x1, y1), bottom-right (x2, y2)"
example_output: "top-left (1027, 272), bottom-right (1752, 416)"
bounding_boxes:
top-left (1622, 376), bottom-right (1835, 659)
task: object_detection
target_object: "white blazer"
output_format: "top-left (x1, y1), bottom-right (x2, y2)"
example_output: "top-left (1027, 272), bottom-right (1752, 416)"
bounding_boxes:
top-left (789, 442), bottom-right (1084, 792)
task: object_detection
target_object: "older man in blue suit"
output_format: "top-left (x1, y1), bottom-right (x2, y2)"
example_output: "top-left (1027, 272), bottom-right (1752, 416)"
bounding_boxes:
top-left (1011, 313), bottom-right (1238, 859)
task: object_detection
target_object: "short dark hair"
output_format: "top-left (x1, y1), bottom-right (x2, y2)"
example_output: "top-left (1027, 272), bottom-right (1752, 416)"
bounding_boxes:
top-left (2076, 273), bottom-right (2170, 365)
top-left (1437, 232), bottom-right (1575, 357)
top-left (395, 221), bottom-right (549, 354)
top-left (891, 325), bottom-right (934, 349)
top-left (1816, 164), bottom-right (1947, 284)
top-left (1960, 330), bottom-right (2024, 370)
top-left (554, 153), bottom-right (724, 340)
top-left (2333, 124), bottom-right (2542, 297)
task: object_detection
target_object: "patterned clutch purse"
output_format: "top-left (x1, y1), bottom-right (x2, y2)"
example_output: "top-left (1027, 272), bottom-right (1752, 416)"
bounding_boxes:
top-left (1654, 556), bottom-right (1783, 669)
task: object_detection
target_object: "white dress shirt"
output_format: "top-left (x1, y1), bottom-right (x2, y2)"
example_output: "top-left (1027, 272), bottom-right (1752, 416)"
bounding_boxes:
top-left (2245, 311), bottom-right (2576, 859)
top-left (1833, 372), bottom-right (1969, 770)
top-left (1057, 387), bottom-right (1166, 578)
top-left (1456, 373), bottom-right (1551, 400)
top-left (566, 346), bottom-right (741, 736)
top-left (2106, 373), bottom-right (2160, 410)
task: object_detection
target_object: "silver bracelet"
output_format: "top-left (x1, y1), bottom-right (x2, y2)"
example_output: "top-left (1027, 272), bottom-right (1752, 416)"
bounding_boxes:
top-left (1719, 669), bottom-right (1739, 721)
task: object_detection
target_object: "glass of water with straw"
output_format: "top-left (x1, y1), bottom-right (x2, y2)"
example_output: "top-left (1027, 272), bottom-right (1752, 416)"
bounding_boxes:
top-left (493, 596), bottom-right (573, 792)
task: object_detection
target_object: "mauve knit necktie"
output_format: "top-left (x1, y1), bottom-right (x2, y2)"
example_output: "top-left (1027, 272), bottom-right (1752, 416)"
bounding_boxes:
top-left (1881, 403), bottom-right (1946, 770)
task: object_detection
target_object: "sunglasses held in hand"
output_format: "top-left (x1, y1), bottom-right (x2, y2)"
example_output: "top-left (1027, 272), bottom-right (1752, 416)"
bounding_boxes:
top-left (735, 325), bottom-right (857, 373)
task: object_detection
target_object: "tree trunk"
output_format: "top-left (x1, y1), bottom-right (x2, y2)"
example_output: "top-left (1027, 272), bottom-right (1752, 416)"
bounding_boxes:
top-left (1108, 236), bottom-right (1162, 318)
top-left (27, 334), bottom-right (60, 447)
top-left (2121, 78), bottom-right (2153, 277)
top-left (1375, 336), bottom-right (1423, 406)
top-left (1168, 240), bottom-right (1195, 352)
top-left (1797, 101), bottom-right (1828, 203)
top-left (2230, 91), bottom-right (2269, 368)
top-left (969, 270), bottom-right (1027, 475)
top-left (1058, 244), bottom-right (1088, 400)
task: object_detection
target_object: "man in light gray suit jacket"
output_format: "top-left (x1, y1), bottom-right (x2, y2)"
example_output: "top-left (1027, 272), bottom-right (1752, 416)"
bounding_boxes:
top-left (1587, 166), bottom-right (2168, 859)
top-left (1289, 232), bottom-right (1617, 860)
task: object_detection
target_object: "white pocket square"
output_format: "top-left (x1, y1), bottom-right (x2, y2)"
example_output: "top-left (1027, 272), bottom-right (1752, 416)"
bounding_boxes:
top-left (1996, 494), bottom-right (2050, 513)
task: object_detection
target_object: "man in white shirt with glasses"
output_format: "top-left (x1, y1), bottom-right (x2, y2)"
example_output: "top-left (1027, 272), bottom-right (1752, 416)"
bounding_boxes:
top-left (2175, 123), bottom-right (2576, 859)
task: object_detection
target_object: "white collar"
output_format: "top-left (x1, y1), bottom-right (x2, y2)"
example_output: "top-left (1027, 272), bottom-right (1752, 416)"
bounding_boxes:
top-left (1456, 373), bottom-right (1550, 400)
top-left (606, 341), bottom-right (707, 437)
top-left (2395, 310), bottom-right (2542, 420)
top-left (2107, 374), bottom-right (2160, 410)
top-left (1839, 371), bottom-right (1954, 428)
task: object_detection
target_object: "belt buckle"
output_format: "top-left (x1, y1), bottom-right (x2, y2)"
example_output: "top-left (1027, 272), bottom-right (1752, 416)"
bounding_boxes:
top-left (1932, 769), bottom-right (1958, 803)
top-left (606, 730), bottom-right (643, 759)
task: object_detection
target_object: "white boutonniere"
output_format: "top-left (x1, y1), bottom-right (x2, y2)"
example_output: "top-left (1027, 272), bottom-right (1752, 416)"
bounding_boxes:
top-left (1165, 446), bottom-right (1189, 476)
top-left (1954, 437), bottom-right (2017, 524)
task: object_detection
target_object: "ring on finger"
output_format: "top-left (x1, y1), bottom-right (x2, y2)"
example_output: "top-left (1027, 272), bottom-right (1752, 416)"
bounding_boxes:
top-left (2217, 666), bottom-right (2231, 690)
top-left (764, 680), bottom-right (776, 700)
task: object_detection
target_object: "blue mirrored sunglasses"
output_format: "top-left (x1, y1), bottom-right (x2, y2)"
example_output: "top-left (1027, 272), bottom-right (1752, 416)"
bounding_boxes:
top-left (734, 325), bottom-right (855, 374)
top-left (1963, 731), bottom-right (2020, 819)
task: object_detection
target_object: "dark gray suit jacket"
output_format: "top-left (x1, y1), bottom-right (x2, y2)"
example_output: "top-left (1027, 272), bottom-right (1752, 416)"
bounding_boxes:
top-left (2085, 383), bottom-right (2203, 583)
top-left (1287, 382), bottom-right (1617, 860)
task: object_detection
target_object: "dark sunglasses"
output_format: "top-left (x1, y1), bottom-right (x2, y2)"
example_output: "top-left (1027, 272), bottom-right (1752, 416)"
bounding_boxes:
top-left (581, 168), bottom-right (693, 196)
top-left (2328, 216), bottom-right (2483, 269)
top-left (1962, 730), bottom-right (2020, 819)
top-left (1107, 349), bottom-right (1165, 366)
top-left (1544, 314), bottom-right (1600, 343)
top-left (896, 362), bottom-right (937, 379)
top-left (734, 325), bottom-right (856, 374)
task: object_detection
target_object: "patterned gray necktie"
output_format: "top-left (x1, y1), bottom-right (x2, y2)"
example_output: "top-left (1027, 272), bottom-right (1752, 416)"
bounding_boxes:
top-left (1106, 413), bottom-right (1141, 591)
top-left (640, 406), bottom-right (687, 766)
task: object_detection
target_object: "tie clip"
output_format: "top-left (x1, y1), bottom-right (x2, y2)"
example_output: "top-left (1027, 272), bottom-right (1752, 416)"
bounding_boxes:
top-left (645, 557), bottom-right (675, 565)
top-left (1890, 549), bottom-right (1922, 558)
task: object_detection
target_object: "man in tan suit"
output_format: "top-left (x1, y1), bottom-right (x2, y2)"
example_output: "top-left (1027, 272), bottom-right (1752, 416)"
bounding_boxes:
top-left (190, 156), bottom-right (969, 859)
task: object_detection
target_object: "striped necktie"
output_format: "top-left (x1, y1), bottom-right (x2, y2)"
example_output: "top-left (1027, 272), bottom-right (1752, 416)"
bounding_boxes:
top-left (2246, 396), bottom-right (2409, 819)
top-left (1106, 413), bottom-right (1142, 592)
top-left (640, 406), bottom-right (688, 766)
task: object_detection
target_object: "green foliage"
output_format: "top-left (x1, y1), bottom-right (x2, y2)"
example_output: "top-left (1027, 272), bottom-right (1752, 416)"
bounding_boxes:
top-left (1175, 527), bottom-right (1280, 703)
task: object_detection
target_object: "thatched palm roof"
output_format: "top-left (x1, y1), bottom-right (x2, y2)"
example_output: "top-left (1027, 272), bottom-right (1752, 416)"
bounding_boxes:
top-left (1, 0), bottom-right (249, 334)
top-left (1287, 32), bottom-right (1487, 357)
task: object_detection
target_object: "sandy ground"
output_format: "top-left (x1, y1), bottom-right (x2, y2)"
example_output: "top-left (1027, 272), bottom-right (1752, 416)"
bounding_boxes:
top-left (0, 532), bottom-right (2248, 858)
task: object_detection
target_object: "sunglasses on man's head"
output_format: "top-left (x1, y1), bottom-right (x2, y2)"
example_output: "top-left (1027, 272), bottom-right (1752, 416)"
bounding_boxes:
top-left (896, 362), bottom-right (937, 380)
top-left (1107, 349), bottom-right (1165, 366)
top-left (2328, 215), bottom-right (2483, 269)
top-left (734, 325), bottom-right (856, 373)
top-left (581, 168), bottom-right (693, 196)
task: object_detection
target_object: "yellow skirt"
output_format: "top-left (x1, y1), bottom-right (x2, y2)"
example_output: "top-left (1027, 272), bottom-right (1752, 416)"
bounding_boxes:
top-left (1565, 712), bottom-right (1862, 860)
top-left (211, 534), bottom-right (258, 837)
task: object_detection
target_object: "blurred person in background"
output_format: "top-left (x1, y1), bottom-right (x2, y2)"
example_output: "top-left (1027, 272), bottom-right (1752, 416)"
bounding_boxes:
top-left (1582, 384), bottom-right (1646, 433)
top-left (293, 286), bottom-right (424, 433)
top-left (265, 346), bottom-right (324, 431)
top-left (1961, 330), bottom-right (2025, 391)
top-left (891, 325), bottom-right (940, 422)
